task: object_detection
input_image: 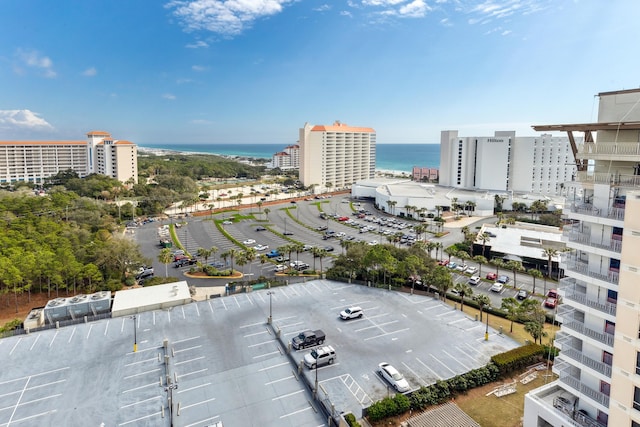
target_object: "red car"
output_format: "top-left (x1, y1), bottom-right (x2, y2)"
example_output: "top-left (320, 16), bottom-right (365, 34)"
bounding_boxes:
top-left (486, 272), bottom-right (497, 280)
top-left (338, 216), bottom-right (349, 221)
top-left (438, 260), bottom-right (450, 266)
top-left (544, 297), bottom-right (558, 309)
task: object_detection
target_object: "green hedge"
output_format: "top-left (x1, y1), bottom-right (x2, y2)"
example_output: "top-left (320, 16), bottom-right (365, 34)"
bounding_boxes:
top-left (344, 412), bottom-right (362, 427)
top-left (366, 363), bottom-right (500, 422)
top-left (490, 343), bottom-right (544, 376)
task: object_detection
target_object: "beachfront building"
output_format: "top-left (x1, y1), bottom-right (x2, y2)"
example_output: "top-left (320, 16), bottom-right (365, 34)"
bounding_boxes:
top-left (412, 166), bottom-right (439, 182)
top-left (299, 121), bottom-right (376, 192)
top-left (0, 131), bottom-right (138, 185)
top-left (524, 88), bottom-right (640, 427)
top-left (269, 143), bottom-right (299, 170)
top-left (440, 130), bottom-right (577, 196)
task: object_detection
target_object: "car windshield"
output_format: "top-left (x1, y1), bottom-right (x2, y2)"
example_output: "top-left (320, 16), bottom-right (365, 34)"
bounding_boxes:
top-left (392, 372), bottom-right (403, 381)
top-left (310, 350), bottom-right (318, 358)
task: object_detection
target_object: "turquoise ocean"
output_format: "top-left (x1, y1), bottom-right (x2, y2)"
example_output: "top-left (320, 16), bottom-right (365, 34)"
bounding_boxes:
top-left (139, 143), bottom-right (440, 173)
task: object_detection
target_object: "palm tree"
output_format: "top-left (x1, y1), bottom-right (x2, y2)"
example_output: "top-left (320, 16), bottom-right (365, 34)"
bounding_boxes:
top-left (159, 248), bottom-right (172, 277)
top-left (478, 232), bottom-right (491, 258)
top-left (256, 200), bottom-right (263, 213)
top-left (505, 260), bottom-right (524, 287)
top-left (542, 247), bottom-right (558, 280)
top-left (197, 247), bottom-right (212, 265)
top-left (244, 247), bottom-right (257, 275)
top-left (236, 252), bottom-right (248, 275)
top-left (454, 282), bottom-right (473, 312)
top-left (501, 297), bottom-right (520, 332)
top-left (490, 258), bottom-right (504, 275)
top-left (529, 269), bottom-right (543, 295)
top-left (473, 255), bottom-right (487, 276)
top-left (465, 200), bottom-right (476, 216)
top-left (263, 207), bottom-right (271, 220)
top-left (223, 248), bottom-right (238, 273)
top-left (316, 248), bottom-right (328, 273)
top-left (524, 321), bottom-right (547, 345)
top-left (474, 294), bottom-right (491, 323)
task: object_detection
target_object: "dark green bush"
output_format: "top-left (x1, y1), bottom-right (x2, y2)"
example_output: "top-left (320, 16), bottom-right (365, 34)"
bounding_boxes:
top-left (343, 413), bottom-right (361, 427)
top-left (491, 343), bottom-right (544, 376)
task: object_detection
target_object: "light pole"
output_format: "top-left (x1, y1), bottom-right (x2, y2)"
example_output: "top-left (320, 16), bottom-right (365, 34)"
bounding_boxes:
top-left (164, 383), bottom-right (178, 426)
top-left (485, 307), bottom-right (490, 341)
top-left (284, 216), bottom-right (287, 235)
top-left (131, 315), bottom-right (137, 352)
top-left (267, 291), bottom-right (274, 324)
top-left (314, 360), bottom-right (319, 399)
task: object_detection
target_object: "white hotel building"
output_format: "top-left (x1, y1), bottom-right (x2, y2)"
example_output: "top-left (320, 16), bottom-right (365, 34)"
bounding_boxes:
top-left (524, 88), bottom-right (640, 427)
top-left (299, 121), bottom-right (375, 192)
top-left (439, 130), bottom-right (577, 196)
top-left (270, 143), bottom-right (300, 170)
top-left (0, 131), bottom-right (138, 185)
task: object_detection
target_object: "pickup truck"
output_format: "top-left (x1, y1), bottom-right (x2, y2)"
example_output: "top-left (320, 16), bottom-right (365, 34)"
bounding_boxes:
top-left (291, 329), bottom-right (325, 350)
top-left (266, 250), bottom-right (281, 259)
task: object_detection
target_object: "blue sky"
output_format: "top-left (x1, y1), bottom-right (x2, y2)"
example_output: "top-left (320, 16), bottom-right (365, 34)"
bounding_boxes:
top-left (1, 0), bottom-right (639, 144)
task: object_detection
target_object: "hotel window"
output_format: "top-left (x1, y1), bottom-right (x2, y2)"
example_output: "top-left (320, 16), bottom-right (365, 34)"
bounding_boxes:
top-left (632, 421), bottom-right (640, 427)
top-left (635, 387), bottom-right (640, 411)
top-left (637, 352), bottom-right (640, 375)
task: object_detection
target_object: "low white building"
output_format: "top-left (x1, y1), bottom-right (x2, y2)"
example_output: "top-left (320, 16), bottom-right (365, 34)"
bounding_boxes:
top-left (111, 281), bottom-right (191, 317)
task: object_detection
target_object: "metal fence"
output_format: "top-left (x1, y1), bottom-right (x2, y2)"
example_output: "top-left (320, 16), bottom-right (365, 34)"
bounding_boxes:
top-left (0, 312), bottom-right (112, 339)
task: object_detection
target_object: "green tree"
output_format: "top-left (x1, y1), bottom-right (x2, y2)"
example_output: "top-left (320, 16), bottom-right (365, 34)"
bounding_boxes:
top-left (528, 269), bottom-right (543, 295)
top-left (501, 297), bottom-right (520, 333)
top-left (505, 260), bottom-right (524, 287)
top-left (474, 294), bottom-right (491, 322)
top-left (159, 248), bottom-right (173, 277)
top-left (473, 255), bottom-right (487, 276)
top-left (429, 266), bottom-right (453, 301)
top-left (454, 282), bottom-right (473, 312)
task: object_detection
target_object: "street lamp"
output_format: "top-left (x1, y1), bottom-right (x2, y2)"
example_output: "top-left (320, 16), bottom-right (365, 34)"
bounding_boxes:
top-left (131, 315), bottom-right (137, 352)
top-left (267, 291), bottom-right (274, 324)
top-left (485, 307), bottom-right (490, 341)
top-left (164, 383), bottom-right (178, 426)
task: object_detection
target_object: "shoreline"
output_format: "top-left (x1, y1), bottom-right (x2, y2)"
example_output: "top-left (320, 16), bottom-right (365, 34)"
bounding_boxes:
top-left (138, 146), bottom-right (414, 175)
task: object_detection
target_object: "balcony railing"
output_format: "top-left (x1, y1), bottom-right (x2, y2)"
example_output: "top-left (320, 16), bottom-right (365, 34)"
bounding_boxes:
top-left (567, 203), bottom-right (626, 221)
top-left (563, 318), bottom-right (615, 347)
top-left (563, 228), bottom-right (622, 253)
top-left (579, 142), bottom-right (640, 156)
top-left (552, 396), bottom-right (606, 427)
top-left (560, 347), bottom-right (612, 377)
top-left (576, 171), bottom-right (640, 188)
top-left (559, 278), bottom-right (617, 317)
top-left (559, 374), bottom-right (610, 408)
top-left (563, 260), bottom-right (619, 285)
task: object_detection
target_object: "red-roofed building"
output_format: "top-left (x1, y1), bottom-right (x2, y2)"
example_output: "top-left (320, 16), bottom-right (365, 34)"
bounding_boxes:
top-left (270, 143), bottom-right (300, 170)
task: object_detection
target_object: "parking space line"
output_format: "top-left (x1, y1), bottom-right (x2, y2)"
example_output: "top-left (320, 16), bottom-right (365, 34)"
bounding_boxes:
top-left (415, 357), bottom-right (442, 380)
top-left (177, 383), bottom-right (211, 394)
top-left (48, 331), bottom-right (59, 348)
top-left (104, 320), bottom-right (110, 336)
top-left (121, 382), bottom-right (159, 394)
top-left (184, 415), bottom-right (221, 427)
top-left (239, 321), bottom-right (264, 329)
top-left (265, 375), bottom-right (295, 386)
top-left (6, 376), bottom-right (30, 425)
top-left (174, 336), bottom-right (200, 344)
top-left (278, 321), bottom-right (304, 331)
top-left (67, 327), bottom-right (76, 343)
top-left (179, 397), bottom-right (217, 411)
top-left (330, 301), bottom-right (371, 310)
top-left (233, 296), bottom-right (241, 308)
top-left (258, 362), bottom-right (289, 372)
top-left (125, 357), bottom-right (157, 367)
top-left (125, 346), bottom-right (158, 355)
top-left (355, 320), bottom-right (398, 332)
top-left (442, 349), bottom-right (472, 371)
top-left (178, 368), bottom-right (208, 380)
top-left (436, 310), bottom-right (458, 318)
top-left (462, 342), bottom-right (483, 356)
top-left (220, 298), bottom-right (227, 310)
top-left (29, 334), bottom-right (41, 351)
top-left (175, 356), bottom-right (205, 366)
top-left (9, 338), bottom-right (22, 355)
top-left (86, 325), bottom-right (93, 340)
top-left (430, 354), bottom-right (457, 376)
top-left (0, 409), bottom-right (57, 426)
top-left (195, 304), bottom-right (200, 317)
top-left (174, 345), bottom-right (202, 353)
top-left (118, 411), bottom-right (162, 426)
top-left (119, 395), bottom-right (161, 409)
top-left (248, 340), bottom-right (275, 348)
top-left (167, 310), bottom-right (171, 323)
top-left (182, 306), bottom-right (186, 319)
top-left (272, 389), bottom-right (304, 401)
top-left (124, 368), bottom-right (161, 379)
top-left (401, 362), bottom-right (427, 386)
top-left (208, 300), bottom-right (214, 312)
top-left (363, 328), bottom-right (409, 341)
top-left (252, 351), bottom-right (280, 359)
top-left (279, 405), bottom-right (314, 419)
top-left (244, 330), bottom-right (269, 338)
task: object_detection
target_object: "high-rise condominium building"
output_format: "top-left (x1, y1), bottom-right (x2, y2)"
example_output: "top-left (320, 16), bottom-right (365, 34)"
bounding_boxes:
top-left (270, 143), bottom-right (300, 170)
top-left (440, 130), bottom-right (577, 195)
top-left (524, 88), bottom-right (640, 427)
top-left (0, 131), bottom-right (138, 185)
top-left (299, 121), bottom-right (376, 192)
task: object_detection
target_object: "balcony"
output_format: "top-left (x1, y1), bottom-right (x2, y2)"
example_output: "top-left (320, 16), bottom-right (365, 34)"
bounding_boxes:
top-left (559, 346), bottom-right (612, 377)
top-left (563, 226), bottom-right (622, 253)
top-left (563, 259), bottom-right (619, 285)
top-left (552, 396), bottom-right (606, 427)
top-left (576, 171), bottom-right (640, 188)
top-left (566, 202), bottom-right (626, 221)
top-left (579, 142), bottom-right (640, 159)
top-left (559, 279), bottom-right (617, 317)
top-left (558, 374), bottom-right (609, 408)
top-left (562, 316), bottom-right (615, 347)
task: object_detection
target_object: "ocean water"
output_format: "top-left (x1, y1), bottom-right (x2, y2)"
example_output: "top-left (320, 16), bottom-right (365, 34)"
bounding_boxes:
top-left (139, 143), bottom-right (440, 173)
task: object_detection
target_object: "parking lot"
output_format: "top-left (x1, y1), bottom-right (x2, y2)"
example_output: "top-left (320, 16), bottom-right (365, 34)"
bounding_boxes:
top-left (0, 280), bottom-right (520, 426)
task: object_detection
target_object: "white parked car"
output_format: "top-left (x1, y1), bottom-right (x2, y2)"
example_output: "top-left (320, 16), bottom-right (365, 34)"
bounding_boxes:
top-left (242, 239), bottom-right (256, 245)
top-left (339, 306), bottom-right (363, 320)
top-left (468, 276), bottom-right (481, 286)
top-left (464, 266), bottom-right (478, 275)
top-left (378, 362), bottom-right (410, 392)
top-left (253, 244), bottom-right (269, 251)
top-left (274, 264), bottom-right (286, 272)
top-left (490, 282), bottom-right (504, 292)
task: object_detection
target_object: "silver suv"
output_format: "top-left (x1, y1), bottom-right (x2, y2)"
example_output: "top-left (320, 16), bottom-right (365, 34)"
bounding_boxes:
top-left (340, 306), bottom-right (363, 320)
top-left (303, 345), bottom-right (336, 369)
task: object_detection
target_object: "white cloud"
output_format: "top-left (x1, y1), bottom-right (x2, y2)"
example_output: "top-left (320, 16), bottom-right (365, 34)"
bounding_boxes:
top-left (177, 78), bottom-right (195, 84)
top-left (163, 93), bottom-right (177, 100)
top-left (16, 49), bottom-right (56, 78)
top-left (82, 67), bottom-right (97, 77)
top-left (192, 65), bottom-right (206, 72)
top-left (501, 29), bottom-right (512, 35)
top-left (0, 110), bottom-right (53, 130)
top-left (314, 4), bottom-right (331, 12)
top-left (398, 0), bottom-right (430, 17)
top-left (165, 0), bottom-right (295, 36)
top-left (186, 40), bottom-right (209, 48)
top-left (440, 17), bottom-right (452, 26)
top-left (340, 10), bottom-right (353, 17)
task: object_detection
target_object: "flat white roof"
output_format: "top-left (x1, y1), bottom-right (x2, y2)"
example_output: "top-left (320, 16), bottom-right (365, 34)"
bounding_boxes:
top-left (111, 281), bottom-right (191, 315)
top-left (478, 223), bottom-right (565, 262)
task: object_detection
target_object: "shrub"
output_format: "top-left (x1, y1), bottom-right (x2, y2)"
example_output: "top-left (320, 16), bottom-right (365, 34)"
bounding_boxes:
top-left (343, 413), bottom-right (361, 427)
top-left (0, 319), bottom-right (22, 333)
top-left (491, 343), bottom-right (544, 376)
